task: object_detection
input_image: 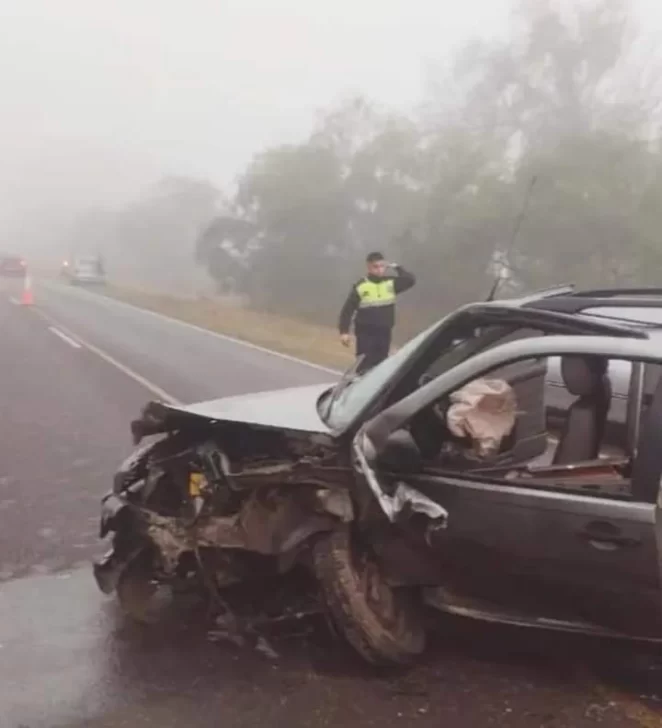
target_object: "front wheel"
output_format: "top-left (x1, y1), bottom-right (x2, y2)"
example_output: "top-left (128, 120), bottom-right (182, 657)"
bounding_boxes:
top-left (313, 528), bottom-right (426, 666)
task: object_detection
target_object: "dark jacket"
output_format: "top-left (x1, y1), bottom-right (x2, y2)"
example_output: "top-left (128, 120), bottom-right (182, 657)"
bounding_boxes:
top-left (338, 266), bottom-right (416, 334)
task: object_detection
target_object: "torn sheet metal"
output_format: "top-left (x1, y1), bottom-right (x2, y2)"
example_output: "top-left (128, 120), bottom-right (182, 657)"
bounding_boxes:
top-left (352, 434), bottom-right (448, 525)
top-left (142, 487), bottom-right (341, 574)
top-left (390, 481), bottom-right (449, 524)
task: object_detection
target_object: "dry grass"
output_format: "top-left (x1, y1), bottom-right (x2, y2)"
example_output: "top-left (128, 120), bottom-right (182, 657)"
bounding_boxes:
top-left (103, 285), bottom-right (354, 370)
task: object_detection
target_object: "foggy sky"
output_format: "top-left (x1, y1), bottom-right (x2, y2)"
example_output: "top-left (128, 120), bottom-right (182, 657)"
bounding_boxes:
top-left (1, 0), bottom-right (662, 224)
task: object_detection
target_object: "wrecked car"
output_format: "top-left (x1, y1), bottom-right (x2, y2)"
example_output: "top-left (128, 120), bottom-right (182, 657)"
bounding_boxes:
top-left (94, 285), bottom-right (662, 665)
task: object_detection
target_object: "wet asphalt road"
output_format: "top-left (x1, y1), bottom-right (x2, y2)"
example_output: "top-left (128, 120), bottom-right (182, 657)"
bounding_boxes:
top-left (0, 278), bottom-right (660, 728)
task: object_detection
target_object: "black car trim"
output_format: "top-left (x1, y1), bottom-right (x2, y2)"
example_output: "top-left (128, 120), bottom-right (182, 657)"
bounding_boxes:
top-left (571, 287), bottom-right (662, 298)
top-left (462, 304), bottom-right (649, 339)
top-left (527, 295), bottom-right (662, 317)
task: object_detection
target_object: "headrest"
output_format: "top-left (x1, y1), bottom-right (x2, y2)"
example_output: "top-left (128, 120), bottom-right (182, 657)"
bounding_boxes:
top-left (561, 356), bottom-right (608, 397)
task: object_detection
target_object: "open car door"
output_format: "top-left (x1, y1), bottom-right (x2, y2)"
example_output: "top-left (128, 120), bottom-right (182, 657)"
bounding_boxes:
top-left (357, 334), bottom-right (662, 641)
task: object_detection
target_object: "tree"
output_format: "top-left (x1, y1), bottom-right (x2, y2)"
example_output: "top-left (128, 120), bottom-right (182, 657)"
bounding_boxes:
top-left (193, 0), bottom-right (662, 333)
top-left (111, 176), bottom-right (222, 291)
top-left (420, 0), bottom-right (660, 295)
top-left (195, 216), bottom-right (257, 293)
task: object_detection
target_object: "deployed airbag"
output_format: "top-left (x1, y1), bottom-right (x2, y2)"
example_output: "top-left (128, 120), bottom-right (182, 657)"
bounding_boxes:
top-left (446, 378), bottom-right (518, 457)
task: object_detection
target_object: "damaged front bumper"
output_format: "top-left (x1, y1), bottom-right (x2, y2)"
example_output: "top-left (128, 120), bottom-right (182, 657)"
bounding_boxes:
top-left (93, 547), bottom-right (140, 595)
top-left (93, 490), bottom-right (147, 594)
top-left (99, 492), bottom-right (135, 539)
top-left (93, 480), bottom-right (355, 595)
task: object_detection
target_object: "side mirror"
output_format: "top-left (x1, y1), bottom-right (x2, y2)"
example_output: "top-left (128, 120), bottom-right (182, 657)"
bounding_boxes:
top-left (377, 429), bottom-right (423, 473)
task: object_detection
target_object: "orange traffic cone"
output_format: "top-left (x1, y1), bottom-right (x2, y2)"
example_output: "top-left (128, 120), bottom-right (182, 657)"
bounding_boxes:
top-left (20, 275), bottom-right (34, 305)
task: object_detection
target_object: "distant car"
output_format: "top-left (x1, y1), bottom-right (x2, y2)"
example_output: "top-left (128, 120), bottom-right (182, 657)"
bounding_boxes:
top-left (67, 255), bottom-right (106, 285)
top-left (0, 254), bottom-right (27, 278)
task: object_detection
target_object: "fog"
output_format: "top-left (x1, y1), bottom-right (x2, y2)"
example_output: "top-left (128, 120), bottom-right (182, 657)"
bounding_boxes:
top-left (0, 0), bottom-right (510, 210)
top-left (3, 0), bottom-right (662, 304)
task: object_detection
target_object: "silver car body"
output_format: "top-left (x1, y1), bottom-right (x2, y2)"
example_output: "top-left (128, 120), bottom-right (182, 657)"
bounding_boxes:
top-left (361, 334), bottom-right (662, 641)
top-left (69, 256), bottom-right (105, 284)
top-left (96, 286), bottom-right (662, 653)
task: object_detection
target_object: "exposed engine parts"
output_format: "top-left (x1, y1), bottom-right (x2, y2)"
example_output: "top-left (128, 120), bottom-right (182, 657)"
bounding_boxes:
top-left (143, 485), bottom-right (353, 574)
top-left (104, 430), bottom-right (355, 583)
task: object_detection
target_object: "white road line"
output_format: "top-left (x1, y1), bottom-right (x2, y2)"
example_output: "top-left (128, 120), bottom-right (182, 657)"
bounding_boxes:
top-left (41, 280), bottom-right (341, 375)
top-left (48, 326), bottom-right (82, 349)
top-left (34, 308), bottom-right (181, 406)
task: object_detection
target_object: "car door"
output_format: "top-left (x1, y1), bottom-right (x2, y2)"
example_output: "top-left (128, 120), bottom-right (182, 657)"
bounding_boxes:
top-left (402, 469), bottom-right (661, 638)
top-left (360, 334), bottom-right (662, 640)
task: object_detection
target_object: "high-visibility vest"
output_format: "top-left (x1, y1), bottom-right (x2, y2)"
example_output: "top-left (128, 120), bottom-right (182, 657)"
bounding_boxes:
top-left (356, 278), bottom-right (396, 308)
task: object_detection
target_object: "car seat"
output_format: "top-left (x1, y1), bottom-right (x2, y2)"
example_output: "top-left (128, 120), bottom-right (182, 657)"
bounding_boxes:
top-left (553, 355), bottom-right (611, 465)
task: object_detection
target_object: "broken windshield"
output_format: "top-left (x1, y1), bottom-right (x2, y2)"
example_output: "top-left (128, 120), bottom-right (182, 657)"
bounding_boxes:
top-left (319, 321), bottom-right (441, 431)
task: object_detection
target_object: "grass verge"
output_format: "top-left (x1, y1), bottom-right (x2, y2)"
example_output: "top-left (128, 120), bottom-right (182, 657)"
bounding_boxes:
top-left (102, 285), bottom-right (353, 371)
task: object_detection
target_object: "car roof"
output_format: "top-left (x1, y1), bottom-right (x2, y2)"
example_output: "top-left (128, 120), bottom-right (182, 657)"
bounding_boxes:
top-left (485, 285), bottom-right (662, 335)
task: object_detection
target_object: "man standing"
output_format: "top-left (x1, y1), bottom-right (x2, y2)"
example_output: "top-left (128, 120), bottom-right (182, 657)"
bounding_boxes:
top-left (338, 251), bottom-right (416, 373)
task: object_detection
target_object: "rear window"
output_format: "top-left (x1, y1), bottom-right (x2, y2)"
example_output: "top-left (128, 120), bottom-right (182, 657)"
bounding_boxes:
top-left (74, 258), bottom-right (101, 270)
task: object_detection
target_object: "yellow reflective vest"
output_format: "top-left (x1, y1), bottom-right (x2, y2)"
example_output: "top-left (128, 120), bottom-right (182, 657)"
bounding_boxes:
top-left (355, 278), bottom-right (396, 308)
top-left (339, 267), bottom-right (415, 334)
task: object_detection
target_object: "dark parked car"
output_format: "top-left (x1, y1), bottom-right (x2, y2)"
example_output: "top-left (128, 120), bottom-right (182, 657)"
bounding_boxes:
top-left (0, 254), bottom-right (27, 278)
top-left (94, 286), bottom-right (662, 665)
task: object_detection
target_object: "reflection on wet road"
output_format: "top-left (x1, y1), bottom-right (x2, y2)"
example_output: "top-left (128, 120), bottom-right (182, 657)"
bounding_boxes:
top-left (1, 569), bottom-right (660, 728)
top-left (0, 280), bottom-right (659, 727)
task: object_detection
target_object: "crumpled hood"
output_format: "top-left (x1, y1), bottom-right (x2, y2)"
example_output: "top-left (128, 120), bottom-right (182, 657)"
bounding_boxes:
top-left (162, 382), bottom-right (334, 433)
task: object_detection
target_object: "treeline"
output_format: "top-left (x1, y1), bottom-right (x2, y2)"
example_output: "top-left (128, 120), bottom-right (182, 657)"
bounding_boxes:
top-left (81, 0), bottom-right (662, 337)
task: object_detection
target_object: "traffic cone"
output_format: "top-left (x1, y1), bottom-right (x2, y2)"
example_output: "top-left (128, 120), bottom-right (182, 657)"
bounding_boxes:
top-left (20, 275), bottom-right (34, 306)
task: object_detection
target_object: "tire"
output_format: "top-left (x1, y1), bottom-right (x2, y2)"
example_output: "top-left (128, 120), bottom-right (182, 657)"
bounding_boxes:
top-left (313, 527), bottom-right (426, 666)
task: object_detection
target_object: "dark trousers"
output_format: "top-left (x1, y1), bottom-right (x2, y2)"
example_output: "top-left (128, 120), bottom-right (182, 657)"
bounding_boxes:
top-left (355, 326), bottom-right (392, 373)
